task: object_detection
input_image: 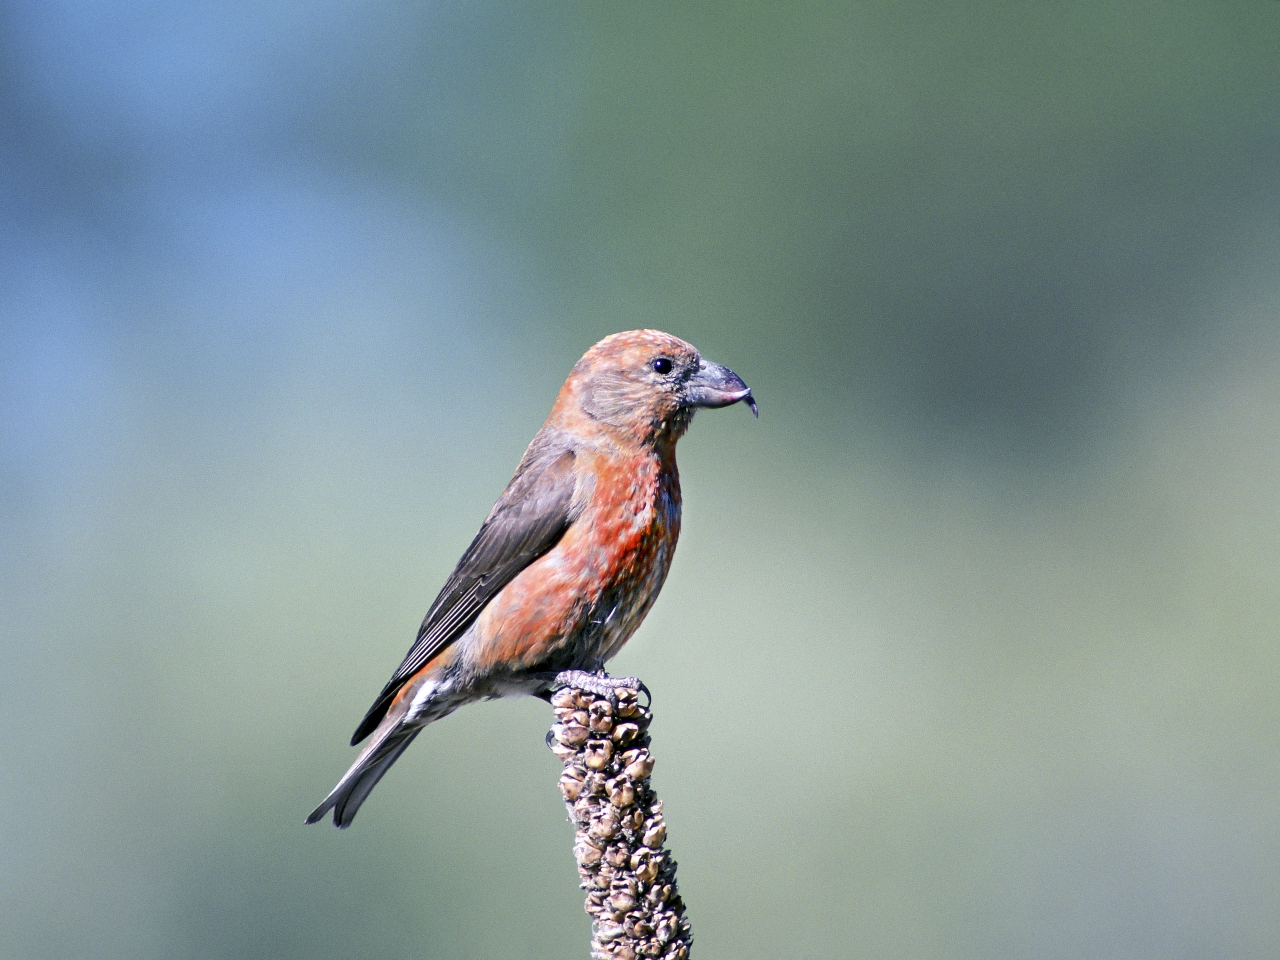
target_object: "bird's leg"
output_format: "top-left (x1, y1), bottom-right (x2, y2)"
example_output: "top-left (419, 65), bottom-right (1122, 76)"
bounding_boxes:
top-left (549, 669), bottom-right (651, 706)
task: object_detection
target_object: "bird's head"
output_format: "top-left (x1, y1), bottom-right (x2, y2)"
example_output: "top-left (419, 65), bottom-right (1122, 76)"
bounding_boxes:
top-left (558, 330), bottom-right (757, 444)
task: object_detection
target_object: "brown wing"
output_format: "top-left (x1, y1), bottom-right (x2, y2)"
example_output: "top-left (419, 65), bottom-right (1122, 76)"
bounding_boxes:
top-left (350, 447), bottom-right (579, 744)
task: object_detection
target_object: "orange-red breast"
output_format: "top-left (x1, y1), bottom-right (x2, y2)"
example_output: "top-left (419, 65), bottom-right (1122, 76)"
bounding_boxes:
top-left (307, 330), bottom-right (755, 827)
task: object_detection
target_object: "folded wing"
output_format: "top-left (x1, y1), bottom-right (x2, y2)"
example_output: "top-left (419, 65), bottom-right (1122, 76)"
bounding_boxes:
top-left (349, 446), bottom-right (579, 745)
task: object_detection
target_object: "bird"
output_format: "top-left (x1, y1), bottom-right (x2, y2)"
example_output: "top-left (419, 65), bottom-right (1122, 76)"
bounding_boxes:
top-left (306, 329), bottom-right (756, 827)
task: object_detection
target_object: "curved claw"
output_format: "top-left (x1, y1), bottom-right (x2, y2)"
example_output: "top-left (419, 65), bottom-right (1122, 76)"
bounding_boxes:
top-left (631, 678), bottom-right (652, 708)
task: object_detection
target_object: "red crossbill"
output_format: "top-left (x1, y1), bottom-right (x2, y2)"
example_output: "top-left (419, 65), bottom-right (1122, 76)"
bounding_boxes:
top-left (307, 330), bottom-right (755, 827)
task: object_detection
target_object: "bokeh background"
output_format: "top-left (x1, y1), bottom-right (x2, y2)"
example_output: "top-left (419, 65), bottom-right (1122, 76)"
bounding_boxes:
top-left (3, 3), bottom-right (1279, 958)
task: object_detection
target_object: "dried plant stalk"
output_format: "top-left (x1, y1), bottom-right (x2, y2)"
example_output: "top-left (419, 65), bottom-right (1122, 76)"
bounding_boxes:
top-left (548, 682), bottom-right (692, 960)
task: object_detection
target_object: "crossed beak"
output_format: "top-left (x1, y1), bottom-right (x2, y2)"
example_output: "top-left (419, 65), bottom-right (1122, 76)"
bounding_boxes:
top-left (684, 360), bottom-right (758, 418)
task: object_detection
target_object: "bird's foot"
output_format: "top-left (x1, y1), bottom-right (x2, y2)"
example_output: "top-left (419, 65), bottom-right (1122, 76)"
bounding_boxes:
top-left (550, 670), bottom-right (650, 706)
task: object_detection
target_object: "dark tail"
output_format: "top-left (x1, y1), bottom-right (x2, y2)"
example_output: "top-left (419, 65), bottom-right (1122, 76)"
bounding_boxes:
top-left (306, 715), bottom-right (423, 828)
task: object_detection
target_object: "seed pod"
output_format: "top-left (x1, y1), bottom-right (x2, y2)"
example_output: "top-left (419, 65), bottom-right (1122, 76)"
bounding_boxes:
top-left (575, 839), bottom-right (604, 868)
top-left (589, 815), bottom-right (618, 842)
top-left (626, 918), bottom-right (653, 939)
top-left (559, 769), bottom-right (587, 801)
top-left (557, 722), bottom-right (590, 747)
top-left (549, 740), bottom-right (577, 761)
top-left (654, 915), bottom-right (676, 945)
top-left (584, 739), bottom-right (614, 770)
top-left (596, 921), bottom-right (625, 943)
top-left (624, 752), bottom-right (654, 780)
top-left (550, 687), bottom-right (578, 709)
top-left (609, 780), bottom-right (635, 808)
top-left (635, 857), bottom-right (660, 884)
top-left (615, 689), bottom-right (638, 714)
top-left (611, 722), bottom-right (640, 745)
top-left (642, 823), bottom-right (667, 848)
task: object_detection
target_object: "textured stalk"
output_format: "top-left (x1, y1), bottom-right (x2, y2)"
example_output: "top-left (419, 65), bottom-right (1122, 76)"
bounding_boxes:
top-left (548, 683), bottom-right (692, 960)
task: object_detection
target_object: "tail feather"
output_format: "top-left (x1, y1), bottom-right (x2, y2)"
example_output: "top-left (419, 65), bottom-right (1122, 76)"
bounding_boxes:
top-left (306, 717), bottom-right (422, 828)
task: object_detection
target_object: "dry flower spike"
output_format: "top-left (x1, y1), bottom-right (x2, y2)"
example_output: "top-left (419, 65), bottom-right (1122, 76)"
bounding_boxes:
top-left (549, 681), bottom-right (692, 960)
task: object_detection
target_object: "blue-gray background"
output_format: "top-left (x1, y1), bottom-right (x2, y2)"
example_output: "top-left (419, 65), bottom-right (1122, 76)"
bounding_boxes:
top-left (3, 3), bottom-right (1279, 958)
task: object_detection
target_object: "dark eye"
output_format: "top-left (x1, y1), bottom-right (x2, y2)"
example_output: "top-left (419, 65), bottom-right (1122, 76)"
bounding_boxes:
top-left (651, 357), bottom-right (673, 375)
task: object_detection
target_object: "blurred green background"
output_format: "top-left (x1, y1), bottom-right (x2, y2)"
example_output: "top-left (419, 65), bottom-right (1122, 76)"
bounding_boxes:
top-left (3, 3), bottom-right (1279, 958)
